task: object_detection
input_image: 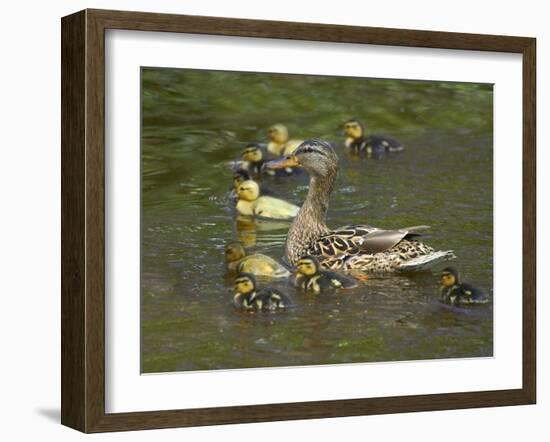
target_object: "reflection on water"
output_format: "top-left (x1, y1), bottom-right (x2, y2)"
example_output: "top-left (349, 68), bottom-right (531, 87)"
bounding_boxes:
top-left (141, 68), bottom-right (493, 373)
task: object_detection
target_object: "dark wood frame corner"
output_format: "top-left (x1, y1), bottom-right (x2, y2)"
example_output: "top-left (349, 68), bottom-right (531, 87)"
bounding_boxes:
top-left (61, 8), bottom-right (536, 433)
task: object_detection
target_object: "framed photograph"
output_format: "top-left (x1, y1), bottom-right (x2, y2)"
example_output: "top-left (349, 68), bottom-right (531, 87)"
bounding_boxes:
top-left (61, 9), bottom-right (536, 433)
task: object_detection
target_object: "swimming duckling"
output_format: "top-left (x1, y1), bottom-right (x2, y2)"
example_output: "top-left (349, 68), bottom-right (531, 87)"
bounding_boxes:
top-left (241, 143), bottom-right (268, 176)
top-left (233, 273), bottom-right (290, 311)
top-left (225, 242), bottom-right (291, 278)
top-left (236, 180), bottom-right (300, 220)
top-left (295, 255), bottom-right (359, 294)
top-left (230, 169), bottom-right (249, 203)
top-left (440, 267), bottom-right (489, 306)
top-left (343, 119), bottom-right (404, 155)
top-left (267, 124), bottom-right (304, 157)
top-left (233, 169), bottom-right (251, 189)
top-left (230, 169), bottom-right (274, 203)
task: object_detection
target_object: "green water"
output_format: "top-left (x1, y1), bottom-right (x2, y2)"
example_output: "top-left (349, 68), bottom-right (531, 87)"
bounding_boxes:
top-left (141, 68), bottom-right (493, 373)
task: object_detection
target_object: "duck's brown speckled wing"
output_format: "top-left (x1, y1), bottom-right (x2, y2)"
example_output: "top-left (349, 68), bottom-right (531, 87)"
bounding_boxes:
top-left (308, 224), bottom-right (433, 271)
top-left (315, 225), bottom-right (428, 253)
top-left (308, 225), bottom-right (376, 265)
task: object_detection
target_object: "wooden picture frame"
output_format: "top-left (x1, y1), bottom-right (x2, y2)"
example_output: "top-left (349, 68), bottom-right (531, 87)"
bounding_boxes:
top-left (61, 8), bottom-right (536, 433)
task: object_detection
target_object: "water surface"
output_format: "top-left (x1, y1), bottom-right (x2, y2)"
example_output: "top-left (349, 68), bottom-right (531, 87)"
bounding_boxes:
top-left (141, 69), bottom-right (493, 373)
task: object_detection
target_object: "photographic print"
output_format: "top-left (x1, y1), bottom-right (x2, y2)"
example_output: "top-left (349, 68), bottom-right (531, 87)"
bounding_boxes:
top-left (140, 68), bottom-right (493, 374)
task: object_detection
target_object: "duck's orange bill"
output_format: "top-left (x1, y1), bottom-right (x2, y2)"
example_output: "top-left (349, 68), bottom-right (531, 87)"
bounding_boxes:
top-left (265, 155), bottom-right (300, 169)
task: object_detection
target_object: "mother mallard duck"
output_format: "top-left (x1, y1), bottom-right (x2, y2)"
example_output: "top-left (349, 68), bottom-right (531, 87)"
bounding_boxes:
top-left (266, 139), bottom-right (454, 272)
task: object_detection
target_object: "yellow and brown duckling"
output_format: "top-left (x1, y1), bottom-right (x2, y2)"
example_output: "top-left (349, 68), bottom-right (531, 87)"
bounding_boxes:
top-left (267, 124), bottom-right (304, 157)
top-left (440, 267), bottom-right (489, 306)
top-left (236, 179), bottom-right (300, 220)
top-left (295, 255), bottom-right (359, 294)
top-left (232, 169), bottom-right (250, 191)
top-left (230, 169), bottom-right (250, 203)
top-left (241, 143), bottom-right (268, 176)
top-left (233, 273), bottom-right (290, 311)
top-left (343, 119), bottom-right (404, 155)
top-left (225, 242), bottom-right (291, 278)
top-left (230, 169), bottom-right (274, 203)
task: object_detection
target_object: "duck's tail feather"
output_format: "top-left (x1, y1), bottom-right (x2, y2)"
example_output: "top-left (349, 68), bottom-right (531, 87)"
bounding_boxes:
top-left (397, 250), bottom-right (456, 272)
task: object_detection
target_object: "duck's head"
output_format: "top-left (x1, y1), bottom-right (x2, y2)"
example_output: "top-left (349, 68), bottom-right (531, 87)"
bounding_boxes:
top-left (225, 242), bottom-right (246, 264)
top-left (237, 179), bottom-right (260, 202)
top-left (265, 139), bottom-right (338, 178)
top-left (441, 267), bottom-right (460, 287)
top-left (343, 119), bottom-right (364, 140)
top-left (296, 255), bottom-right (320, 276)
top-left (267, 124), bottom-right (289, 144)
top-left (241, 144), bottom-right (263, 163)
top-left (234, 273), bottom-right (257, 295)
top-left (233, 170), bottom-right (251, 190)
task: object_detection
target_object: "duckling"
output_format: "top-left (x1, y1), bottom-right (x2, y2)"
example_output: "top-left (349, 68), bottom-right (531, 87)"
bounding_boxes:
top-left (440, 267), bottom-right (489, 306)
top-left (233, 273), bottom-right (290, 311)
top-left (241, 143), bottom-right (268, 176)
top-left (230, 169), bottom-right (274, 203)
top-left (343, 119), bottom-right (404, 155)
top-left (267, 124), bottom-right (304, 157)
top-left (225, 242), bottom-right (291, 278)
top-left (230, 169), bottom-right (249, 203)
top-left (236, 179), bottom-right (300, 220)
top-left (295, 255), bottom-right (359, 294)
top-left (233, 169), bottom-right (251, 189)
